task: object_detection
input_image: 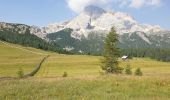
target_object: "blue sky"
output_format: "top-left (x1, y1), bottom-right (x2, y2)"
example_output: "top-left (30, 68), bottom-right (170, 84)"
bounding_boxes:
top-left (0, 0), bottom-right (169, 29)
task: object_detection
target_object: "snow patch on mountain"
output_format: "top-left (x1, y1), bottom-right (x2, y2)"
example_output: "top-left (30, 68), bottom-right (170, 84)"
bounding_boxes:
top-left (136, 32), bottom-right (152, 44)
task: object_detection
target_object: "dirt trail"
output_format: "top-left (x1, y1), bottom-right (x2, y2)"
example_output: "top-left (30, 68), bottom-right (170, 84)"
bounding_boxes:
top-left (24, 55), bottom-right (50, 77)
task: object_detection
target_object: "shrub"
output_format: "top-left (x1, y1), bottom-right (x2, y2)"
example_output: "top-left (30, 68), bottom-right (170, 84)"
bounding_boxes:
top-left (135, 68), bottom-right (142, 76)
top-left (62, 72), bottom-right (68, 77)
top-left (17, 68), bottom-right (24, 78)
top-left (125, 64), bottom-right (132, 75)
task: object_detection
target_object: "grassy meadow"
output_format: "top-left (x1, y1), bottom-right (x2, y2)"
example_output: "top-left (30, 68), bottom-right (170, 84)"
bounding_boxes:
top-left (0, 41), bottom-right (170, 100)
top-left (0, 41), bottom-right (48, 77)
top-left (36, 55), bottom-right (170, 77)
top-left (36, 55), bottom-right (101, 77)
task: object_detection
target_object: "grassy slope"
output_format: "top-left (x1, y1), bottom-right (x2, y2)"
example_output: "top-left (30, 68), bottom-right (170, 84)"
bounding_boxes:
top-left (0, 41), bottom-right (48, 77)
top-left (0, 42), bottom-right (170, 99)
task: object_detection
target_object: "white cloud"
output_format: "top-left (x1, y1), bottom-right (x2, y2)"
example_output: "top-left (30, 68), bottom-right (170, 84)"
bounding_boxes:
top-left (66, 0), bottom-right (112, 13)
top-left (149, 0), bottom-right (161, 6)
top-left (66, 0), bottom-right (162, 13)
top-left (130, 0), bottom-right (161, 8)
top-left (130, 0), bottom-right (145, 8)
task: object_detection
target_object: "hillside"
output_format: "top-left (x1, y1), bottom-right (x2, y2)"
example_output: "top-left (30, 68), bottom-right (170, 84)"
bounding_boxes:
top-left (0, 41), bottom-right (49, 77)
top-left (0, 22), bottom-right (68, 54)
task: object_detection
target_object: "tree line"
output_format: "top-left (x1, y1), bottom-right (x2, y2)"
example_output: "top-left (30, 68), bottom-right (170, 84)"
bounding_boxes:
top-left (0, 29), bottom-right (71, 54)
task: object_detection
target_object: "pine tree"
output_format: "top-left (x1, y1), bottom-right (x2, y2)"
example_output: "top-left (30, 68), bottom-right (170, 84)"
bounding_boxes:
top-left (101, 27), bottom-right (122, 74)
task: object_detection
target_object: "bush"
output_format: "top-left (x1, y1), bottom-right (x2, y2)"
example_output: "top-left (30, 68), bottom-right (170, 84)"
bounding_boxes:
top-left (17, 68), bottom-right (24, 78)
top-left (62, 72), bottom-right (68, 77)
top-left (135, 68), bottom-right (142, 76)
top-left (125, 64), bottom-right (132, 75)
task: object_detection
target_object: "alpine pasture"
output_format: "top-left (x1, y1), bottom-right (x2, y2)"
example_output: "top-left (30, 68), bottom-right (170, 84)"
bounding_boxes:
top-left (0, 42), bottom-right (170, 100)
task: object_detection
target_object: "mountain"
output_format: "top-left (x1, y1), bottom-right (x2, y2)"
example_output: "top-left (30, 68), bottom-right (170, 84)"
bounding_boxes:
top-left (1, 5), bottom-right (170, 55)
top-left (36, 5), bottom-right (170, 54)
top-left (42, 5), bottom-right (163, 37)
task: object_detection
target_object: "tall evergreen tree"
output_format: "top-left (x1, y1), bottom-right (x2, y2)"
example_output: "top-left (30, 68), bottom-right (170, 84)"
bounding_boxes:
top-left (101, 27), bottom-right (122, 73)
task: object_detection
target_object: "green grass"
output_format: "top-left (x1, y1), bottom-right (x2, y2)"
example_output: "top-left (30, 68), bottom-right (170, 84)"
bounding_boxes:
top-left (0, 41), bottom-right (47, 77)
top-left (120, 58), bottom-right (170, 76)
top-left (0, 42), bottom-right (170, 100)
top-left (36, 55), bottom-right (170, 77)
top-left (36, 55), bottom-right (101, 77)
